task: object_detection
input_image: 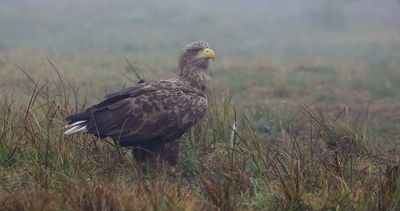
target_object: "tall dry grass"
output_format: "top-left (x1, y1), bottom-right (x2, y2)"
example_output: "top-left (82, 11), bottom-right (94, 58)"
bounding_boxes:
top-left (0, 62), bottom-right (399, 210)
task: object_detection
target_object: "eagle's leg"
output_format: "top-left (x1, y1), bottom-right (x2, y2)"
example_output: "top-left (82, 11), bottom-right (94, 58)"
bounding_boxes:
top-left (132, 140), bottom-right (180, 165)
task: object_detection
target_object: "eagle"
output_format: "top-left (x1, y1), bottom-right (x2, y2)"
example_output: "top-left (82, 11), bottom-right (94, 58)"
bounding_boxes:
top-left (64, 41), bottom-right (215, 165)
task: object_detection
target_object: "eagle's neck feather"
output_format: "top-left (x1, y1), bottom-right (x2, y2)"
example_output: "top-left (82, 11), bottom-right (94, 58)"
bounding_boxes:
top-left (179, 65), bottom-right (209, 94)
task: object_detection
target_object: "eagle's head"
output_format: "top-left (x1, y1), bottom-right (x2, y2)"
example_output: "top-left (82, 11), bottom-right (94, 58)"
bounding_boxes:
top-left (178, 41), bottom-right (216, 70)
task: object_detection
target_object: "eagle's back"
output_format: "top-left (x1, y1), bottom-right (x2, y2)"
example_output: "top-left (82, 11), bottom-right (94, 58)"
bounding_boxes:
top-left (66, 79), bottom-right (208, 146)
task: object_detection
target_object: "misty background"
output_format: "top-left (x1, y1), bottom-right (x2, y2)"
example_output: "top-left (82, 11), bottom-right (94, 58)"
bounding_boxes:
top-left (1, 0), bottom-right (398, 59)
top-left (0, 0), bottom-right (399, 104)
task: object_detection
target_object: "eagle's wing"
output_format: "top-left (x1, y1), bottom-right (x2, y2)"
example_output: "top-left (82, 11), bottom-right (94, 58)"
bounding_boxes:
top-left (84, 81), bottom-right (208, 146)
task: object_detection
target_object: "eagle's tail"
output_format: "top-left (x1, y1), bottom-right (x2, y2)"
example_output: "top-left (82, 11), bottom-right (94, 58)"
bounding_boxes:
top-left (64, 111), bottom-right (91, 135)
top-left (64, 120), bottom-right (88, 135)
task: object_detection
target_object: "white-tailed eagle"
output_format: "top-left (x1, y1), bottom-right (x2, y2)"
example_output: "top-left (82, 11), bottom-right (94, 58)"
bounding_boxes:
top-left (64, 41), bottom-right (215, 164)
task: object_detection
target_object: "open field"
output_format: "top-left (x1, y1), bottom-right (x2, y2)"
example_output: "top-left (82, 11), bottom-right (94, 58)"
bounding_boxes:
top-left (1, 0), bottom-right (400, 210)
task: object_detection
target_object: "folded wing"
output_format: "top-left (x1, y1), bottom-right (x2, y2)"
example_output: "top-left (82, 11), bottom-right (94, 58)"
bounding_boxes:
top-left (69, 82), bottom-right (208, 146)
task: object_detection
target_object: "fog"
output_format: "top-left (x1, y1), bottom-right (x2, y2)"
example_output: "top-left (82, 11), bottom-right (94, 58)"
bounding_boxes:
top-left (0, 0), bottom-right (399, 63)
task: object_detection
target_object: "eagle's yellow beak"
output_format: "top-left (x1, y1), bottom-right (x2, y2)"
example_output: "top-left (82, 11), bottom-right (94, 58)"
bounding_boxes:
top-left (199, 48), bottom-right (216, 60)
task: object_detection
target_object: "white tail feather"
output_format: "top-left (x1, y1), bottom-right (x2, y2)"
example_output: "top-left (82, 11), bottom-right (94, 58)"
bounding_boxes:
top-left (64, 121), bottom-right (88, 135)
top-left (64, 120), bottom-right (87, 129)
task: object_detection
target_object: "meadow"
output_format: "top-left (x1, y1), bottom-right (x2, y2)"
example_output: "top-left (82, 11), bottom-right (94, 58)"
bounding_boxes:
top-left (1, 1), bottom-right (399, 210)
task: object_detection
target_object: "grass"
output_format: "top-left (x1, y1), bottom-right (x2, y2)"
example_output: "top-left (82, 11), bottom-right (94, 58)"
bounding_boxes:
top-left (0, 74), bottom-right (399, 210)
top-left (1, 0), bottom-right (400, 210)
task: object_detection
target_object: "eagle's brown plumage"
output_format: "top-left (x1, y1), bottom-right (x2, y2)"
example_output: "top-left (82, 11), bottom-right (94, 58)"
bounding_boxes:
top-left (64, 41), bottom-right (215, 164)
